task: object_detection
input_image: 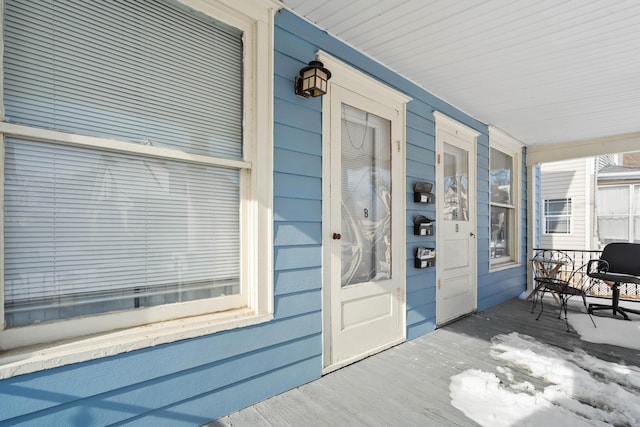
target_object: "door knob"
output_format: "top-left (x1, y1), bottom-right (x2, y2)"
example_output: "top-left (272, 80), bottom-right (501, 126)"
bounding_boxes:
top-left (470, 232), bottom-right (475, 238)
top-left (333, 233), bottom-right (342, 240)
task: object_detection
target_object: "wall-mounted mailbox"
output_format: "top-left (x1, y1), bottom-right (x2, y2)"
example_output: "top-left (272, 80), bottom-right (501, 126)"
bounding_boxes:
top-left (413, 182), bottom-right (435, 203)
top-left (413, 215), bottom-right (435, 236)
top-left (414, 192), bottom-right (434, 203)
top-left (415, 246), bottom-right (436, 268)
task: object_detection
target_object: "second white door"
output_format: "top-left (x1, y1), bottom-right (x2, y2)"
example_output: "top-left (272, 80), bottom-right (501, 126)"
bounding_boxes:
top-left (435, 113), bottom-right (478, 325)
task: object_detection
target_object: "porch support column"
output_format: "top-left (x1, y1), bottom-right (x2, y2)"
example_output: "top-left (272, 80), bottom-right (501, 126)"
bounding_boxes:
top-left (526, 163), bottom-right (538, 292)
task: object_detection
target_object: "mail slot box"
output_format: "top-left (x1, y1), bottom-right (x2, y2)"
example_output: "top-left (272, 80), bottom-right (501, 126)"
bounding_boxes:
top-left (415, 247), bottom-right (436, 269)
top-left (413, 215), bottom-right (435, 236)
top-left (414, 257), bottom-right (436, 269)
top-left (414, 192), bottom-right (435, 203)
top-left (414, 222), bottom-right (433, 236)
top-left (413, 182), bottom-right (434, 204)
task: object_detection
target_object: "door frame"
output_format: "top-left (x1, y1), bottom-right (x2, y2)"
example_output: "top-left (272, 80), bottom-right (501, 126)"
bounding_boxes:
top-left (434, 111), bottom-right (479, 326)
top-left (319, 51), bottom-right (411, 373)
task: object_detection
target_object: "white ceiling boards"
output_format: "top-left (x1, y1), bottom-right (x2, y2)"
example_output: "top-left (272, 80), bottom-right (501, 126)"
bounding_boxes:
top-left (284, 0), bottom-right (640, 149)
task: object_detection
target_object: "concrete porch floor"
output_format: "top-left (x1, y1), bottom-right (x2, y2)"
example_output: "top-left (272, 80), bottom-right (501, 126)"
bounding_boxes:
top-left (207, 297), bottom-right (640, 426)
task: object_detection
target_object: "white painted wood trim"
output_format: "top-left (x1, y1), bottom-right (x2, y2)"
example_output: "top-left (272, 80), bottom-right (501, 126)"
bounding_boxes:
top-left (316, 51), bottom-right (412, 105)
top-left (0, 0), bottom-right (277, 357)
top-left (526, 165), bottom-right (536, 291)
top-left (488, 125), bottom-right (524, 152)
top-left (488, 125), bottom-right (523, 270)
top-left (0, 310), bottom-right (273, 380)
top-left (321, 87), bottom-right (332, 370)
top-left (0, 123), bottom-right (252, 170)
top-left (433, 111), bottom-right (480, 139)
top-left (321, 58), bottom-right (408, 370)
top-left (180, 0), bottom-right (282, 29)
top-left (526, 132), bottom-right (640, 166)
top-left (585, 158), bottom-right (593, 250)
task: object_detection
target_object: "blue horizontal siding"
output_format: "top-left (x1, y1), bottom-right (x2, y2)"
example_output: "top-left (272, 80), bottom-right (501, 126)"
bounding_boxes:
top-left (274, 197), bottom-right (322, 222)
top-left (1, 312), bottom-right (322, 424)
top-left (274, 172), bottom-right (322, 199)
top-left (274, 148), bottom-right (322, 180)
top-left (275, 267), bottom-right (321, 296)
top-left (274, 222), bottom-right (322, 247)
top-left (0, 7), bottom-right (530, 425)
top-left (274, 123), bottom-right (322, 156)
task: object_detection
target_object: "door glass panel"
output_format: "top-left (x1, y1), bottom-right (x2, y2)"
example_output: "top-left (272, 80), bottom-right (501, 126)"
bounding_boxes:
top-left (341, 104), bottom-right (391, 287)
top-left (443, 142), bottom-right (469, 221)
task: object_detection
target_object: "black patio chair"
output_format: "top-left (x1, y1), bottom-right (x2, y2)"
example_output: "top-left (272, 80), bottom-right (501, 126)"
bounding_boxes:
top-left (532, 250), bottom-right (596, 331)
top-left (587, 242), bottom-right (640, 320)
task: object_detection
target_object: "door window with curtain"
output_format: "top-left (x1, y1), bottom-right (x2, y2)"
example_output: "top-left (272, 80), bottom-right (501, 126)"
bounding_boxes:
top-left (340, 104), bottom-right (392, 287)
top-left (2, 0), bottom-right (267, 339)
top-left (443, 146), bottom-right (469, 221)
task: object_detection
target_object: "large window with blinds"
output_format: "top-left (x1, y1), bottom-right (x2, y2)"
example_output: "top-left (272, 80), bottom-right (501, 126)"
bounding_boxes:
top-left (1, 0), bottom-right (275, 350)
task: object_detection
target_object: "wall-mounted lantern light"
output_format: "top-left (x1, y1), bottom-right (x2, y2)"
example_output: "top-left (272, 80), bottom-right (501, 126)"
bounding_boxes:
top-left (294, 60), bottom-right (332, 98)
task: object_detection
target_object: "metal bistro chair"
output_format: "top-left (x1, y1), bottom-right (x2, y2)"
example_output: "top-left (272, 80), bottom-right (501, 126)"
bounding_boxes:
top-left (532, 250), bottom-right (597, 332)
top-left (530, 250), bottom-right (572, 311)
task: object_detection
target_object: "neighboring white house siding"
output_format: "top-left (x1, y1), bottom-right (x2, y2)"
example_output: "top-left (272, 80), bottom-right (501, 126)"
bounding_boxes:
top-left (0, 8), bottom-right (527, 425)
top-left (539, 158), bottom-right (592, 250)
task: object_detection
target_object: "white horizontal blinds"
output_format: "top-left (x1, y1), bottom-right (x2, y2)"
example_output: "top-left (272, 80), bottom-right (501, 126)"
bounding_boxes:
top-left (3, 0), bottom-right (246, 328)
top-left (4, 138), bottom-right (241, 327)
top-left (4, 0), bottom-right (243, 160)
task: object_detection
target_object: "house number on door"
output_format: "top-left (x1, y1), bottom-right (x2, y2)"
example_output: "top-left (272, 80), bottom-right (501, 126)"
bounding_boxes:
top-left (364, 208), bottom-right (369, 218)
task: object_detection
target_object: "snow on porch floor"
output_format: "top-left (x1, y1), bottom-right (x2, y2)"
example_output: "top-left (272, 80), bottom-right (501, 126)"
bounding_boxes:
top-left (207, 297), bottom-right (640, 427)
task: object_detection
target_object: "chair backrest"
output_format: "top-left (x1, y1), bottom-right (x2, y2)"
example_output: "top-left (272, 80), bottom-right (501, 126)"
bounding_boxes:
top-left (600, 243), bottom-right (640, 276)
top-left (532, 249), bottom-right (574, 280)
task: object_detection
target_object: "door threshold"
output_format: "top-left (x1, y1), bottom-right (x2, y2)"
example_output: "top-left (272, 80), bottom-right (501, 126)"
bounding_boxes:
top-left (436, 310), bottom-right (476, 328)
top-left (322, 336), bottom-right (405, 375)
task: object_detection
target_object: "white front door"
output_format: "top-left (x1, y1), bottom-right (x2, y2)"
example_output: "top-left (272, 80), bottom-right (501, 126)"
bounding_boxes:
top-left (322, 69), bottom-right (408, 373)
top-left (435, 113), bottom-right (478, 326)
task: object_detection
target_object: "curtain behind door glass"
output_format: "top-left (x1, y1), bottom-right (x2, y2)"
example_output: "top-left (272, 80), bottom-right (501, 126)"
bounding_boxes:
top-left (443, 143), bottom-right (469, 221)
top-left (340, 104), bottom-right (391, 287)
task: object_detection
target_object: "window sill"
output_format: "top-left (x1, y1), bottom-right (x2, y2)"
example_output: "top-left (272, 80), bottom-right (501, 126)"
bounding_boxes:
top-left (0, 309), bottom-right (273, 380)
top-left (490, 261), bottom-right (522, 272)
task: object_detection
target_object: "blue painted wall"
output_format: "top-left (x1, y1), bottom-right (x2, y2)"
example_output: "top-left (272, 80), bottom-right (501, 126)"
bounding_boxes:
top-left (0, 9), bottom-right (526, 425)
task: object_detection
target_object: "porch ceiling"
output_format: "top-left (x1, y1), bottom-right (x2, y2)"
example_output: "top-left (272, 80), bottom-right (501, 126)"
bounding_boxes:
top-left (282, 0), bottom-right (640, 149)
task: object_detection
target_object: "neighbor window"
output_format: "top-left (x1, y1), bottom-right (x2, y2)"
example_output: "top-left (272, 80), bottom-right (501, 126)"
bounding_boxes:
top-left (1, 0), bottom-right (275, 351)
top-left (597, 184), bottom-right (640, 245)
top-left (489, 128), bottom-right (522, 268)
top-left (544, 198), bottom-right (572, 234)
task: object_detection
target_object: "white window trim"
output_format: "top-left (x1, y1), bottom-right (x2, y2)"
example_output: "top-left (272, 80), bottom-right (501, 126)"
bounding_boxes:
top-left (0, 0), bottom-right (280, 378)
top-left (489, 126), bottom-right (523, 271)
top-left (543, 198), bottom-right (573, 235)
